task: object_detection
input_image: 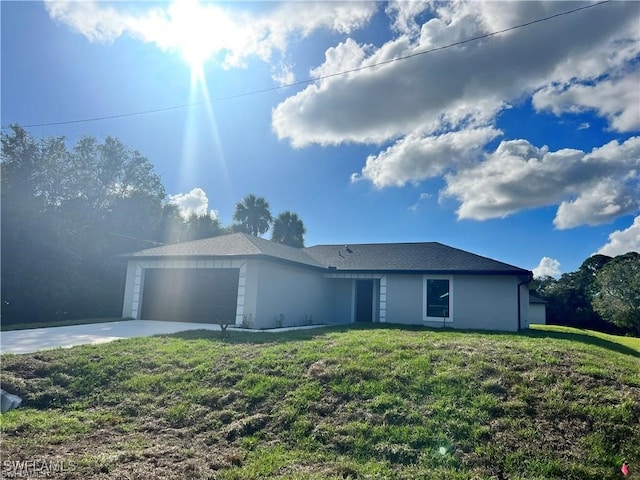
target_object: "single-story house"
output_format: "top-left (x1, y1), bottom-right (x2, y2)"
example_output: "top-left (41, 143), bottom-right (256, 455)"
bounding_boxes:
top-left (121, 232), bottom-right (534, 332)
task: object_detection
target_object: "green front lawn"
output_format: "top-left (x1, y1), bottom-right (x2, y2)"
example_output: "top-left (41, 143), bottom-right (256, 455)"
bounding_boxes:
top-left (1, 324), bottom-right (638, 479)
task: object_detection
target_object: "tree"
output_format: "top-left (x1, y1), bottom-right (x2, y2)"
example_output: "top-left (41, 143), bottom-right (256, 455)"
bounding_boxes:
top-left (271, 211), bottom-right (306, 248)
top-left (1, 125), bottom-right (166, 323)
top-left (157, 203), bottom-right (187, 244)
top-left (593, 252), bottom-right (640, 336)
top-left (532, 254), bottom-right (616, 333)
top-left (183, 213), bottom-right (229, 242)
top-left (232, 194), bottom-right (272, 237)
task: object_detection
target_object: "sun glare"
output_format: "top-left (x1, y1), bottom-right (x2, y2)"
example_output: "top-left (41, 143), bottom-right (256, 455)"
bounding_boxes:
top-left (165, 0), bottom-right (233, 210)
top-left (171, 0), bottom-right (213, 74)
top-left (169, 1), bottom-right (232, 218)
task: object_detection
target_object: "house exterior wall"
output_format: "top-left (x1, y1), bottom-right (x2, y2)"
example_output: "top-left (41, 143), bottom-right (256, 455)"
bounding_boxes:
top-left (251, 260), bottom-right (330, 329)
top-left (519, 283), bottom-right (530, 330)
top-left (382, 273), bottom-right (523, 331)
top-left (385, 275), bottom-right (424, 325)
top-left (455, 275), bottom-right (522, 332)
top-left (528, 303), bottom-right (546, 326)
top-left (241, 259), bottom-right (260, 327)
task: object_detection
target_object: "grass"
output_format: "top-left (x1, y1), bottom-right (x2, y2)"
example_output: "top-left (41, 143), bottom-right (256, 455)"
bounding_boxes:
top-left (530, 324), bottom-right (640, 353)
top-left (1, 324), bottom-right (638, 479)
top-left (0, 317), bottom-right (130, 332)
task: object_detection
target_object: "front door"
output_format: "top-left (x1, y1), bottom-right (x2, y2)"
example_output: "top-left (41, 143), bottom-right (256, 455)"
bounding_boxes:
top-left (355, 279), bottom-right (374, 322)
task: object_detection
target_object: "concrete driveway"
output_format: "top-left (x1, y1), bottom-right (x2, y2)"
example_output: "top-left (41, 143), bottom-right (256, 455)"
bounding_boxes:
top-left (0, 320), bottom-right (223, 355)
top-left (0, 320), bottom-right (327, 354)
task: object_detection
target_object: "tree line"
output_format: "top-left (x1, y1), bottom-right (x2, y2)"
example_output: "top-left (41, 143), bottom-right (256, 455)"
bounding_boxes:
top-left (1, 126), bottom-right (305, 324)
top-left (532, 252), bottom-right (640, 336)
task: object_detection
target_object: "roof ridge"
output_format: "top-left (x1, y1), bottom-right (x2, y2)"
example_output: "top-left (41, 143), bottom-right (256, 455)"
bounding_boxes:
top-left (305, 240), bottom-right (440, 249)
top-left (231, 232), bottom-right (265, 254)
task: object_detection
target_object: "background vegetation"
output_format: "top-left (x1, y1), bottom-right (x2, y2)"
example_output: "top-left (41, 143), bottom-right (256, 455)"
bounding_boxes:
top-left (532, 252), bottom-right (640, 336)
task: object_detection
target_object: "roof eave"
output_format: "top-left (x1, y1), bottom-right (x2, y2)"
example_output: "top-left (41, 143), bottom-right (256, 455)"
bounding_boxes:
top-left (324, 268), bottom-right (532, 276)
top-left (121, 253), bottom-right (326, 271)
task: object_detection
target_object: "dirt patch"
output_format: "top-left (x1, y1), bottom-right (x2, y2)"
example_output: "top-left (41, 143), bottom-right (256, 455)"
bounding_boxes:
top-left (1, 421), bottom-right (252, 480)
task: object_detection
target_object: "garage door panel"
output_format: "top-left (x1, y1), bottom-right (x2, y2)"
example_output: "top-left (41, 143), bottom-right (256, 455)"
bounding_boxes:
top-left (141, 268), bottom-right (239, 323)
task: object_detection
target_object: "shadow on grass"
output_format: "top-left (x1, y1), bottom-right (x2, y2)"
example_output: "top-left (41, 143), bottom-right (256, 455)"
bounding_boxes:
top-left (521, 328), bottom-right (640, 359)
top-left (166, 322), bottom-right (640, 358)
top-left (163, 325), bottom-right (342, 344)
top-left (164, 322), bottom-right (430, 344)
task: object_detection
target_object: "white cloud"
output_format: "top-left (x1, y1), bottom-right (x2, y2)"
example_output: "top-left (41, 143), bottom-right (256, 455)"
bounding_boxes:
top-left (385, 1), bottom-right (431, 36)
top-left (273, 1), bottom-right (638, 147)
top-left (352, 127), bottom-right (501, 188)
top-left (442, 136), bottom-right (640, 226)
top-left (270, 1), bottom-right (639, 229)
top-left (44, 0), bottom-right (377, 70)
top-left (553, 178), bottom-right (638, 230)
top-left (532, 72), bottom-right (640, 133)
top-left (533, 257), bottom-right (561, 279)
top-left (45, 1), bottom-right (131, 42)
top-left (596, 216), bottom-right (640, 257)
top-left (408, 193), bottom-right (432, 212)
top-left (272, 62), bottom-right (295, 87)
top-left (168, 188), bottom-right (218, 219)
top-left (309, 38), bottom-right (372, 80)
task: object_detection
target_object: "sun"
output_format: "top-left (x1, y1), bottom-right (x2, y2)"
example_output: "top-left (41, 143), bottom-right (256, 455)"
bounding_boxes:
top-left (166, 0), bottom-right (241, 77)
top-left (170, 0), bottom-right (214, 74)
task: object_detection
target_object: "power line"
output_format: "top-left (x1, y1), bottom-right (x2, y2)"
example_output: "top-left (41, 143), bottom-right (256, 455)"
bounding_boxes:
top-left (2, 0), bottom-right (611, 130)
top-left (108, 231), bottom-right (165, 246)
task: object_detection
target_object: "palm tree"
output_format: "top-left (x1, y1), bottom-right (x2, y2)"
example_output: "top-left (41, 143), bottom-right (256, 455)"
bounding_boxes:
top-left (271, 211), bottom-right (306, 248)
top-left (232, 194), bottom-right (272, 237)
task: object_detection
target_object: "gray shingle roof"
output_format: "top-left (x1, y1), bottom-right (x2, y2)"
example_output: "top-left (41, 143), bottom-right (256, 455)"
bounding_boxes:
top-left (124, 233), bottom-right (530, 275)
top-left (305, 242), bottom-right (530, 274)
top-left (125, 233), bottom-right (325, 268)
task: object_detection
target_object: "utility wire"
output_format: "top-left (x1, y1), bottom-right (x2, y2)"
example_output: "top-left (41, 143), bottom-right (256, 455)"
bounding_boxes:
top-left (2, 0), bottom-right (611, 130)
top-left (108, 231), bottom-right (165, 246)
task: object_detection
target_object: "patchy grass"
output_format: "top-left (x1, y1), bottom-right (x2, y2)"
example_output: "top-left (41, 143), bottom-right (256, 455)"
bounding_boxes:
top-left (0, 317), bottom-right (130, 332)
top-left (1, 324), bottom-right (639, 479)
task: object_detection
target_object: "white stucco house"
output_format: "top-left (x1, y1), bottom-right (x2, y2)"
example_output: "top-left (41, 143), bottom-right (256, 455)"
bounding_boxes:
top-left (121, 232), bottom-right (535, 332)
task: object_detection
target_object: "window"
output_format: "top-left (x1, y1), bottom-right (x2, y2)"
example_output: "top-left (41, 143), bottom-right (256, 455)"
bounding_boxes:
top-left (423, 277), bottom-right (452, 322)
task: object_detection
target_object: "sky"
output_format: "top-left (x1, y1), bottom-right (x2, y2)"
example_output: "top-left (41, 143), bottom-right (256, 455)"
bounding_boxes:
top-left (1, 0), bottom-right (639, 277)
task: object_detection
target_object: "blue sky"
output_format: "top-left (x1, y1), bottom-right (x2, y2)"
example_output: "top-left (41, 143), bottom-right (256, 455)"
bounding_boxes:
top-left (2, 0), bottom-right (639, 276)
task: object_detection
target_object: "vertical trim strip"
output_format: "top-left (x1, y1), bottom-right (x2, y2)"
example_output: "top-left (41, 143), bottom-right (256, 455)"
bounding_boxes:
top-left (235, 262), bottom-right (247, 326)
top-left (350, 279), bottom-right (356, 323)
top-left (379, 275), bottom-right (387, 323)
top-left (131, 263), bottom-right (143, 319)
